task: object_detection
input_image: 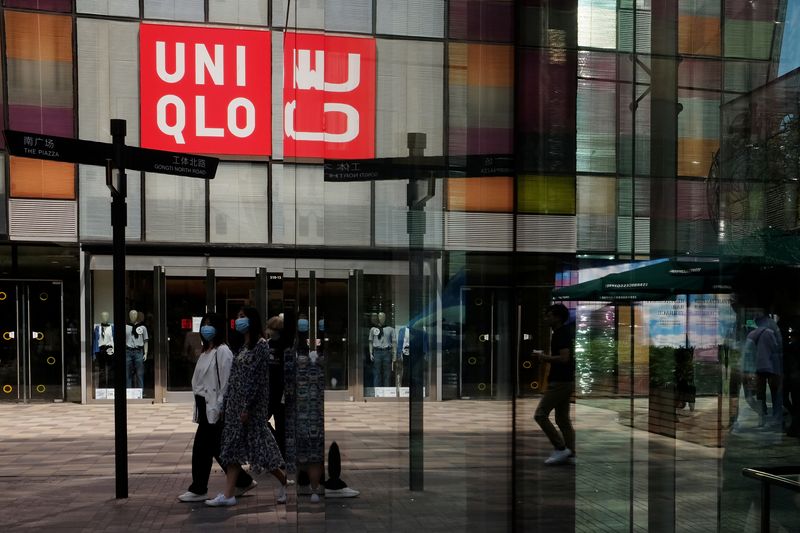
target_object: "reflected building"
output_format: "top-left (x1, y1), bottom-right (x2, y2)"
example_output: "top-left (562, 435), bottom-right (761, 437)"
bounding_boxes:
top-left (0, 0), bottom-right (798, 530)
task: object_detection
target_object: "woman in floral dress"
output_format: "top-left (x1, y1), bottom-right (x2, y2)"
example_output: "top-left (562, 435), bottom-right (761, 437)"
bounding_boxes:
top-left (205, 307), bottom-right (289, 507)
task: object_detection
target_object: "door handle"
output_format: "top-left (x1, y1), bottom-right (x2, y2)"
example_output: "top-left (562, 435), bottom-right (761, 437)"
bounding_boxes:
top-left (478, 333), bottom-right (489, 342)
top-left (32, 331), bottom-right (44, 341)
top-left (2, 331), bottom-right (14, 341)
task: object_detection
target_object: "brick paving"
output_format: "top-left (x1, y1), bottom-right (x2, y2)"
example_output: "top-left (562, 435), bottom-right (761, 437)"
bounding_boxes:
top-left (0, 398), bottom-right (797, 531)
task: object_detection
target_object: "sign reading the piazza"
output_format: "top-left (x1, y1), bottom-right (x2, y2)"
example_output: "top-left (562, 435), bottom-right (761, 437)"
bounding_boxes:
top-left (140, 23), bottom-right (271, 157)
top-left (284, 32), bottom-right (376, 159)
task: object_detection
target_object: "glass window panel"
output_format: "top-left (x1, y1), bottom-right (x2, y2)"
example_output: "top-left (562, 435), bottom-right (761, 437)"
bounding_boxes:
top-left (679, 15), bottom-right (720, 55)
top-left (144, 172), bottom-right (205, 242)
top-left (377, 0), bottom-right (444, 38)
top-left (680, 0), bottom-right (719, 17)
top-left (723, 60), bottom-right (769, 94)
top-left (678, 138), bottom-right (718, 177)
top-left (577, 79), bottom-right (616, 173)
top-left (374, 178), bottom-right (444, 248)
top-left (143, 0), bottom-right (204, 21)
top-left (210, 162), bottom-right (269, 244)
top-left (10, 157), bottom-right (74, 199)
top-left (5, 0), bottom-right (71, 12)
top-left (5, 10), bottom-right (72, 61)
top-left (446, 177), bottom-right (513, 213)
top-left (209, 0), bottom-right (269, 25)
top-left (272, 164), bottom-right (370, 246)
top-left (577, 50), bottom-right (617, 80)
top-left (724, 20), bottom-right (774, 59)
top-left (77, 19), bottom-right (140, 146)
top-left (272, 31), bottom-right (284, 159)
top-left (449, 0), bottom-right (513, 42)
top-left (272, 0), bottom-right (324, 29)
top-left (618, 176), bottom-right (651, 217)
top-left (377, 39), bottom-right (444, 158)
top-left (618, 8), bottom-right (651, 54)
top-left (679, 58), bottom-right (722, 91)
top-left (324, 0), bottom-right (372, 33)
top-left (79, 165), bottom-right (141, 240)
top-left (577, 175), bottom-right (615, 215)
top-left (518, 175), bottom-right (576, 215)
top-left (678, 92), bottom-right (720, 140)
top-left (5, 11), bottom-right (73, 137)
top-left (618, 84), bottom-right (651, 176)
top-left (449, 43), bottom-right (513, 156)
top-left (578, 0), bottom-right (617, 49)
top-left (77, 0), bottom-right (140, 16)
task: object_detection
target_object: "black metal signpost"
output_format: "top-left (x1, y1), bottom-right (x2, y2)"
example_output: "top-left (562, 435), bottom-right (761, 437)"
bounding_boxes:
top-left (5, 121), bottom-right (218, 499)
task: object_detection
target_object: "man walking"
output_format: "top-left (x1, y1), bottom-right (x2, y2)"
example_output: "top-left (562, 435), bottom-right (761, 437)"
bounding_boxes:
top-left (533, 303), bottom-right (575, 465)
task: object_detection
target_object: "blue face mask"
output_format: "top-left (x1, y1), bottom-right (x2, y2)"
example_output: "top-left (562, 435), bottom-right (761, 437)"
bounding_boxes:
top-left (234, 317), bottom-right (249, 333)
top-left (200, 325), bottom-right (216, 342)
top-left (297, 319), bottom-right (309, 332)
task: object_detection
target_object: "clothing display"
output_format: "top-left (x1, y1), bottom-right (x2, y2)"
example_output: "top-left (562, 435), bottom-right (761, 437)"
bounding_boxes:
top-left (219, 338), bottom-right (284, 474)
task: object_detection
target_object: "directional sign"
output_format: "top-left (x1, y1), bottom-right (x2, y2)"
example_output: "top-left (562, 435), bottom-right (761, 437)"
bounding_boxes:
top-left (4, 130), bottom-right (219, 180)
top-left (323, 154), bottom-right (514, 182)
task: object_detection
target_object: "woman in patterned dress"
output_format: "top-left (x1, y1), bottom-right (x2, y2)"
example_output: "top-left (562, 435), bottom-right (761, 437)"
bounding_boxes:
top-left (205, 307), bottom-right (289, 507)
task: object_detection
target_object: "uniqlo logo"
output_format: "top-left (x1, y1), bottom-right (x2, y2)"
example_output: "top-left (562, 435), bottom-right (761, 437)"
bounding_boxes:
top-left (140, 23), bottom-right (271, 156)
top-left (284, 32), bottom-right (376, 159)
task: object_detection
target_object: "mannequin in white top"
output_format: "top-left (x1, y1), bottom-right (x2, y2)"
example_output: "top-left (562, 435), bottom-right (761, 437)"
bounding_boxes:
top-left (368, 312), bottom-right (395, 388)
top-left (126, 309), bottom-right (149, 388)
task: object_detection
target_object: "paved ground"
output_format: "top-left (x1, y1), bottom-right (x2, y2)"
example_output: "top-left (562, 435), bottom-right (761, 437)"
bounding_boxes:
top-left (0, 397), bottom-right (798, 531)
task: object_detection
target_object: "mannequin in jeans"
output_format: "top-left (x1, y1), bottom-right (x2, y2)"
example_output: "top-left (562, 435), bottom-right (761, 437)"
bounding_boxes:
top-left (125, 309), bottom-right (148, 389)
top-left (369, 312), bottom-right (395, 389)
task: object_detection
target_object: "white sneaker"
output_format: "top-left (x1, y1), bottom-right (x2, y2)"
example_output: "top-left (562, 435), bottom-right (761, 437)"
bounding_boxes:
top-left (235, 480), bottom-right (258, 497)
top-left (310, 493), bottom-right (321, 503)
top-left (325, 487), bottom-right (360, 498)
top-left (178, 491), bottom-right (207, 502)
top-left (544, 448), bottom-right (572, 465)
top-left (277, 485), bottom-right (287, 504)
top-left (205, 493), bottom-right (237, 507)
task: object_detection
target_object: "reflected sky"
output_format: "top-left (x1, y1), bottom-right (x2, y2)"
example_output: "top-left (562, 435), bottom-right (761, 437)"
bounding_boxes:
top-left (779, 0), bottom-right (800, 76)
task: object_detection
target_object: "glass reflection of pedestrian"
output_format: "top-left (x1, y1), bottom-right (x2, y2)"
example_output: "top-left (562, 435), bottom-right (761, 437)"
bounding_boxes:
top-left (206, 307), bottom-right (289, 507)
top-left (178, 312), bottom-right (256, 503)
top-left (533, 304), bottom-right (576, 466)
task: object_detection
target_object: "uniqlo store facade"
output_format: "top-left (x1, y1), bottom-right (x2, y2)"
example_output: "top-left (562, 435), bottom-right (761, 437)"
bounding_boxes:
top-left (1, 0), bottom-right (800, 530)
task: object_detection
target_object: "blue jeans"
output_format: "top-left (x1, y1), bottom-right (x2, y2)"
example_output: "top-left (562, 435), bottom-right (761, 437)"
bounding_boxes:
top-left (126, 347), bottom-right (145, 388)
top-left (373, 347), bottom-right (392, 388)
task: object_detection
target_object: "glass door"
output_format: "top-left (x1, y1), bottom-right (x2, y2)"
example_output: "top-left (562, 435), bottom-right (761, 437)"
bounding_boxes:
top-left (0, 281), bottom-right (64, 401)
top-left (165, 276), bottom-right (207, 392)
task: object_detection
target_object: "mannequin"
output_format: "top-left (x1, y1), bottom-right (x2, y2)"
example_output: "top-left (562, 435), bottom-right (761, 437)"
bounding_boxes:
top-left (92, 311), bottom-right (114, 391)
top-left (125, 309), bottom-right (149, 389)
top-left (368, 312), bottom-right (395, 389)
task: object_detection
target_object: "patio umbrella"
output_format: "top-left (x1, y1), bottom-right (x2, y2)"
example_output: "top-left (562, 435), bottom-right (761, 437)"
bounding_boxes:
top-left (552, 259), bottom-right (735, 302)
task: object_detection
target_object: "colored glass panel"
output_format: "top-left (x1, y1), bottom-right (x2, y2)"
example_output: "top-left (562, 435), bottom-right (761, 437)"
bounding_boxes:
top-left (5, 0), bottom-right (71, 12)
top-left (447, 177), bottom-right (513, 213)
top-left (518, 175), bottom-right (576, 215)
top-left (449, 0), bottom-right (513, 42)
top-left (679, 15), bottom-right (721, 55)
top-left (9, 157), bottom-right (74, 200)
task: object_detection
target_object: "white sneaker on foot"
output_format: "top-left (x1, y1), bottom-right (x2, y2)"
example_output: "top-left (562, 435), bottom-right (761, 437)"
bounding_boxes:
top-left (277, 485), bottom-right (287, 504)
top-left (205, 493), bottom-right (237, 507)
top-left (178, 491), bottom-right (207, 502)
top-left (325, 487), bottom-right (360, 498)
top-left (235, 480), bottom-right (258, 497)
top-left (544, 448), bottom-right (572, 465)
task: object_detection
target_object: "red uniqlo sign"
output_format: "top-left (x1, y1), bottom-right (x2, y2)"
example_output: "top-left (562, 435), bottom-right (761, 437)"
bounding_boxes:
top-left (140, 23), bottom-right (271, 156)
top-left (283, 32), bottom-right (376, 159)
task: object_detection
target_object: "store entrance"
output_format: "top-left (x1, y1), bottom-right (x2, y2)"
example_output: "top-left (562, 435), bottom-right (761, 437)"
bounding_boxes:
top-left (445, 285), bottom-right (554, 400)
top-left (0, 280), bottom-right (64, 401)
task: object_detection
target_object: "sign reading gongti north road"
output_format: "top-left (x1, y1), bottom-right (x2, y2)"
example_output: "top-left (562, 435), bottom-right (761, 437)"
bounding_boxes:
top-left (4, 130), bottom-right (219, 179)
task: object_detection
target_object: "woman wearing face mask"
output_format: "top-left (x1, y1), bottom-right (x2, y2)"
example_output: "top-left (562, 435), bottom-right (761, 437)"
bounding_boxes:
top-left (178, 313), bottom-right (257, 502)
top-left (206, 307), bottom-right (289, 507)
